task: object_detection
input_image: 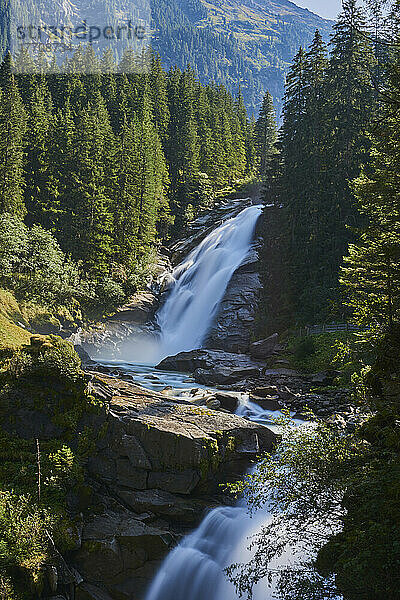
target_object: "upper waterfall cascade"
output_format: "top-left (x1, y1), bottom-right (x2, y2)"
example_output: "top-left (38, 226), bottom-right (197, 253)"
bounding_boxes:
top-left (155, 204), bottom-right (263, 361)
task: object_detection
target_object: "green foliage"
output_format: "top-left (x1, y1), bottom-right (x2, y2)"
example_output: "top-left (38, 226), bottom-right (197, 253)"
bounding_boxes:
top-left (0, 491), bottom-right (52, 598)
top-left (287, 332), bottom-right (362, 381)
top-left (255, 92), bottom-right (278, 179)
top-left (316, 327), bottom-right (400, 599)
top-left (0, 338), bottom-right (103, 598)
top-left (150, 0), bottom-right (332, 117)
top-left (5, 335), bottom-right (83, 387)
top-left (0, 48), bottom-right (254, 314)
top-left (259, 2), bottom-right (377, 330)
top-left (226, 412), bottom-right (364, 599)
top-left (341, 47), bottom-right (400, 333)
top-left (0, 56), bottom-right (27, 219)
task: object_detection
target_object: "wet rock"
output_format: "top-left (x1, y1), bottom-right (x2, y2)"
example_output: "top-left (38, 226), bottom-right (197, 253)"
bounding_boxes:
top-left (74, 344), bottom-right (96, 366)
top-left (195, 365), bottom-right (261, 386)
top-left (215, 391), bottom-right (241, 412)
top-left (253, 385), bottom-right (279, 397)
top-left (157, 349), bottom-right (263, 386)
top-left (249, 395), bottom-right (281, 411)
top-left (310, 371), bottom-right (341, 386)
top-left (88, 373), bottom-right (277, 497)
top-left (158, 272), bottom-right (175, 292)
top-left (75, 583), bottom-right (114, 600)
top-left (206, 398), bottom-right (221, 410)
top-left (170, 198), bottom-right (254, 263)
top-left (74, 508), bottom-right (173, 584)
top-left (117, 489), bottom-right (208, 524)
top-left (147, 470), bottom-right (201, 495)
top-left (205, 261), bottom-right (262, 353)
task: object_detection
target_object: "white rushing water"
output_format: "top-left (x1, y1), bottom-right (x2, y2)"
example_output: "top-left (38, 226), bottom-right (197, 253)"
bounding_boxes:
top-left (154, 204), bottom-right (263, 361)
top-left (143, 202), bottom-right (298, 600)
top-left (99, 202), bottom-right (337, 600)
top-left (142, 206), bottom-right (286, 600)
top-left (144, 394), bottom-right (303, 600)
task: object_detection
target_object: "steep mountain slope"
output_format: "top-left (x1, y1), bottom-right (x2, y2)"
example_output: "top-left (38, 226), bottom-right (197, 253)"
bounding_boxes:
top-left (151, 0), bottom-right (333, 116)
top-left (1, 0), bottom-right (332, 116)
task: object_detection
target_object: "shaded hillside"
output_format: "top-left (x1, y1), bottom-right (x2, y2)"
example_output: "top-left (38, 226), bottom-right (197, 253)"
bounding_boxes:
top-left (150, 0), bottom-right (333, 115)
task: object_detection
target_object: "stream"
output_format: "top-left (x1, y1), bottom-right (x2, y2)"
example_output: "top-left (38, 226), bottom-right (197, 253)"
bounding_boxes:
top-left (98, 203), bottom-right (311, 599)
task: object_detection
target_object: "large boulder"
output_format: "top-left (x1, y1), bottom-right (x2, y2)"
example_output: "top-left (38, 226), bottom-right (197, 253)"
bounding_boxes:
top-left (249, 333), bottom-right (282, 360)
top-left (108, 292), bottom-right (157, 325)
top-left (116, 489), bottom-right (210, 524)
top-left (88, 373), bottom-right (277, 497)
top-left (75, 372), bottom-right (277, 599)
top-left (157, 349), bottom-right (264, 386)
top-left (73, 506), bottom-right (173, 598)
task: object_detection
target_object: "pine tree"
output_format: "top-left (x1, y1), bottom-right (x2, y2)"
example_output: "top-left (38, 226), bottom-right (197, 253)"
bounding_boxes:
top-left (149, 52), bottom-right (170, 144)
top-left (341, 49), bottom-right (400, 331)
top-left (59, 94), bottom-right (115, 274)
top-left (255, 91), bottom-right (278, 179)
top-left (0, 54), bottom-right (27, 218)
top-left (24, 78), bottom-right (54, 227)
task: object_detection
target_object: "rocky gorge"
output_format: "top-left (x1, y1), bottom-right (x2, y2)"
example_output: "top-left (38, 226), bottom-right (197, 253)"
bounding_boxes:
top-left (41, 371), bottom-right (276, 600)
top-left (75, 197), bottom-right (264, 360)
top-left (43, 198), bottom-right (366, 600)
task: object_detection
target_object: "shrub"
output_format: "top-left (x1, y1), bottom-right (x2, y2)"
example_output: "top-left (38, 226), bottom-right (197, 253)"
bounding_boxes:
top-left (6, 335), bottom-right (83, 387)
top-left (0, 491), bottom-right (52, 598)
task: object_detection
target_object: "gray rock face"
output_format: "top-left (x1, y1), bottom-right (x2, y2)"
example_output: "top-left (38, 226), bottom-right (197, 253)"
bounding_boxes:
top-left (205, 245), bottom-right (263, 353)
top-left (108, 292), bottom-right (158, 325)
top-left (88, 372), bottom-right (276, 497)
top-left (157, 349), bottom-right (265, 385)
top-left (116, 489), bottom-right (210, 524)
top-left (74, 506), bottom-right (173, 599)
top-left (249, 333), bottom-right (283, 360)
top-left (72, 372), bottom-right (276, 600)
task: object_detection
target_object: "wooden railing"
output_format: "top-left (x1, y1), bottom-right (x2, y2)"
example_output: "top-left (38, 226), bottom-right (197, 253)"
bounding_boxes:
top-left (297, 323), bottom-right (359, 337)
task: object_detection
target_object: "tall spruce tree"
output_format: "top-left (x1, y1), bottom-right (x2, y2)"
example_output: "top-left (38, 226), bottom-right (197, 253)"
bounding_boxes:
top-left (59, 94), bottom-right (115, 274)
top-left (0, 54), bottom-right (27, 218)
top-left (255, 91), bottom-right (278, 179)
top-left (341, 48), bottom-right (400, 331)
top-left (24, 77), bottom-right (54, 227)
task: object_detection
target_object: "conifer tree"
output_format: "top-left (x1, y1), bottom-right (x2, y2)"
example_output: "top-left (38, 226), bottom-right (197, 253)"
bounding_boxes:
top-left (59, 94), bottom-right (115, 274)
top-left (255, 91), bottom-right (278, 179)
top-left (24, 78), bottom-right (54, 227)
top-left (0, 54), bottom-right (27, 218)
top-left (341, 50), bottom-right (400, 330)
top-left (149, 53), bottom-right (170, 144)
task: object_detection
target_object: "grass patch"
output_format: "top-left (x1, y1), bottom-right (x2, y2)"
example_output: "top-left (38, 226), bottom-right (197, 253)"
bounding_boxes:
top-left (0, 290), bottom-right (31, 353)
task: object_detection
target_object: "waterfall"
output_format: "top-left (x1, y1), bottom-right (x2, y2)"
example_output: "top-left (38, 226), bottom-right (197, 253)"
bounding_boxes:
top-left (141, 204), bottom-right (323, 600)
top-left (144, 399), bottom-right (302, 600)
top-left (154, 204), bottom-right (263, 361)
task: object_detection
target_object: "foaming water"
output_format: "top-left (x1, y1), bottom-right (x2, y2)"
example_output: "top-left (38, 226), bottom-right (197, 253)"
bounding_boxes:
top-left (153, 204), bottom-right (262, 362)
top-left (145, 397), bottom-right (299, 600)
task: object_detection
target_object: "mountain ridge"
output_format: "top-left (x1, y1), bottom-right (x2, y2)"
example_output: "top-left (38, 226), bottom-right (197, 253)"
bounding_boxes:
top-left (150, 0), bottom-right (333, 115)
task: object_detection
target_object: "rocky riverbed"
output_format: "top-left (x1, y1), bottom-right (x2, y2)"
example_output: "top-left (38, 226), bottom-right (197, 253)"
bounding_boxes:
top-left (154, 347), bottom-right (368, 429)
top-left (59, 372), bottom-right (277, 600)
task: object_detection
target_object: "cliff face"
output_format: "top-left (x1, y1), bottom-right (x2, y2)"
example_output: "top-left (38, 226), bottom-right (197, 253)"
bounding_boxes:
top-left (74, 373), bottom-right (277, 599)
top-left (205, 244), bottom-right (263, 353)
